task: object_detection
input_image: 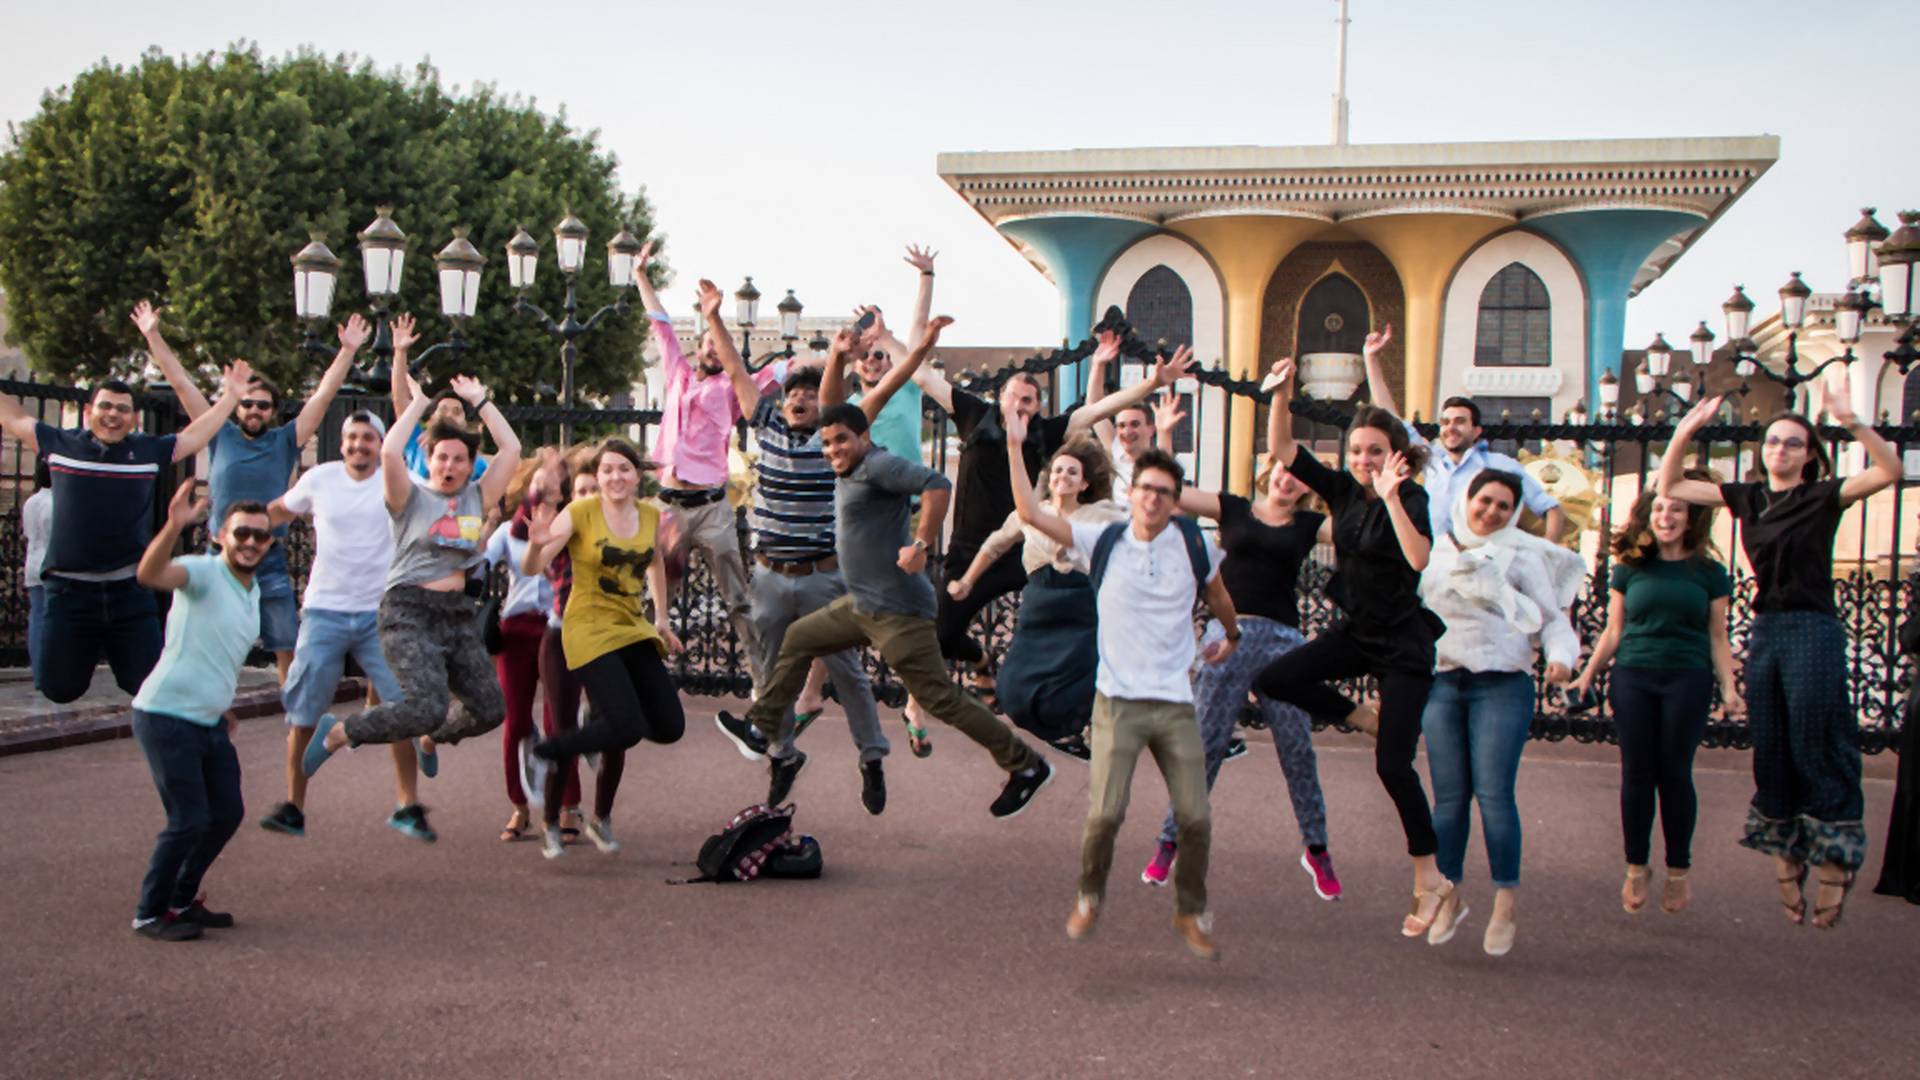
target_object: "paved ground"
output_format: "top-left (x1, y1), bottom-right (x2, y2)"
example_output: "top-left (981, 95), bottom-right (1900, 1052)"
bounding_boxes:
top-left (1, 696), bottom-right (1914, 1080)
top-left (0, 667), bottom-right (293, 754)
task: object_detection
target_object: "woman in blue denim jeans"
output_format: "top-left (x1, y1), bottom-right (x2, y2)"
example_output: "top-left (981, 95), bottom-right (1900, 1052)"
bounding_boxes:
top-left (1416, 470), bottom-right (1584, 956)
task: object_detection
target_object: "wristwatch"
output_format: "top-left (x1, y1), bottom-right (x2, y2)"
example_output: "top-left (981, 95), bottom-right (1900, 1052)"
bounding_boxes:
top-left (912, 538), bottom-right (929, 551)
top-left (1223, 626), bottom-right (1242, 642)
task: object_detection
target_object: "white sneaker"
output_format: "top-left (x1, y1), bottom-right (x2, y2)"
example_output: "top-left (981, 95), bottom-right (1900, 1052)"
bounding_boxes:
top-left (541, 826), bottom-right (566, 860)
top-left (585, 817), bottom-right (621, 855)
top-left (520, 738), bottom-right (550, 813)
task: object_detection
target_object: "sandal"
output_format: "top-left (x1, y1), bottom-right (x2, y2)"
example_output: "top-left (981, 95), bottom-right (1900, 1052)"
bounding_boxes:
top-left (559, 807), bottom-right (584, 843)
top-left (1402, 880), bottom-right (1449, 938)
top-left (1777, 861), bottom-right (1810, 925)
top-left (965, 668), bottom-right (997, 705)
top-left (1660, 870), bottom-right (1691, 915)
top-left (500, 808), bottom-right (530, 842)
top-left (1811, 870), bottom-right (1857, 930)
top-left (792, 709), bottom-right (823, 739)
top-left (1622, 865), bottom-right (1652, 914)
top-left (905, 721), bottom-right (933, 759)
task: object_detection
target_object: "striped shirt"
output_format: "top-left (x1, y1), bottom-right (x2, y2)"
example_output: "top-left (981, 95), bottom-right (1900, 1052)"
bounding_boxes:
top-left (35, 423), bottom-right (176, 579)
top-left (748, 396), bottom-right (835, 562)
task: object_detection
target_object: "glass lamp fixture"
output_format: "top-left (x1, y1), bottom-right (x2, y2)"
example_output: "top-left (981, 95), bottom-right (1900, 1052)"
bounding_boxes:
top-left (1876, 211), bottom-right (1920, 321)
top-left (359, 207), bottom-right (407, 300)
top-left (1634, 364), bottom-right (1655, 396)
top-left (735, 276), bottom-right (760, 328)
top-left (291, 234), bottom-right (340, 321)
top-left (1645, 333), bottom-right (1673, 377)
top-left (1689, 321), bottom-right (1715, 367)
top-left (1779, 272), bottom-right (1812, 330)
top-left (1597, 370), bottom-right (1620, 411)
top-left (1834, 288), bottom-right (1871, 345)
top-left (505, 227), bottom-right (539, 291)
top-left (777, 289), bottom-right (803, 341)
top-left (434, 229), bottom-right (485, 320)
top-left (553, 211), bottom-right (589, 276)
top-left (1722, 284), bottom-right (1754, 343)
top-left (1845, 208), bottom-right (1889, 285)
top-left (607, 225), bottom-right (643, 290)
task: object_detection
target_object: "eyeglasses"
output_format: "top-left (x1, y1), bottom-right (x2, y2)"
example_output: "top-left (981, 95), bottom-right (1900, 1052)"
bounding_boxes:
top-left (1763, 435), bottom-right (1807, 451)
top-left (1134, 482), bottom-right (1178, 499)
top-left (91, 401), bottom-right (135, 416)
top-left (229, 526), bottom-right (272, 544)
top-left (238, 398), bottom-right (274, 411)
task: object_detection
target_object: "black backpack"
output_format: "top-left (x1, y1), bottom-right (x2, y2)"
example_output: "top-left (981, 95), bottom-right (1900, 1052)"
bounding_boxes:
top-left (1087, 516), bottom-right (1211, 592)
top-left (671, 804), bottom-right (819, 884)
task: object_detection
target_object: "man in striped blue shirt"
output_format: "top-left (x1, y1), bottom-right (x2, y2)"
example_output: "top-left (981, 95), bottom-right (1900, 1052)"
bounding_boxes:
top-left (712, 352), bottom-right (892, 816)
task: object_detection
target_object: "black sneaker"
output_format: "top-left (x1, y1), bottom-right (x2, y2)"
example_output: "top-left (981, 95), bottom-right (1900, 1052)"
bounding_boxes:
top-left (386, 804), bottom-right (438, 843)
top-left (990, 759), bottom-right (1054, 819)
top-left (767, 751), bottom-right (807, 805)
top-left (1223, 737), bottom-right (1249, 763)
top-left (174, 900), bottom-right (234, 929)
top-left (717, 710), bottom-right (770, 761)
top-left (134, 917), bottom-right (202, 942)
top-left (1049, 733), bottom-right (1093, 762)
top-left (259, 801), bottom-right (306, 837)
top-left (860, 759), bottom-right (887, 816)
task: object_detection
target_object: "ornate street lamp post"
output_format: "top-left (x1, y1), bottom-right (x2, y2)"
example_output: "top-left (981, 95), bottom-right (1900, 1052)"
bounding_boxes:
top-left (507, 211), bottom-right (639, 440)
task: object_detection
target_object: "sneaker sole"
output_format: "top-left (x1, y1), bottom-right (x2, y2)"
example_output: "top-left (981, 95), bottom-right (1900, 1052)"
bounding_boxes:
top-left (992, 765), bottom-right (1053, 821)
top-left (715, 714), bottom-right (768, 761)
top-left (1300, 852), bottom-right (1342, 901)
top-left (520, 740), bottom-right (549, 813)
top-left (387, 818), bottom-right (438, 844)
top-left (586, 828), bottom-right (621, 855)
top-left (1141, 869), bottom-right (1171, 887)
top-left (259, 817), bottom-right (305, 837)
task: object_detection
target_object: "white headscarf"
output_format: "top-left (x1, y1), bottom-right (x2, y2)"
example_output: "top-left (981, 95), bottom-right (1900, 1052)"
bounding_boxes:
top-left (1421, 481), bottom-right (1586, 635)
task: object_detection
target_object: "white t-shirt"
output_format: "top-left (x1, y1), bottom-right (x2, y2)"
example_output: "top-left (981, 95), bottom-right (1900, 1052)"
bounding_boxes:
top-left (281, 462), bottom-right (395, 613)
top-left (1069, 517), bottom-right (1223, 704)
top-left (1109, 437), bottom-right (1134, 494)
top-left (22, 488), bottom-right (53, 588)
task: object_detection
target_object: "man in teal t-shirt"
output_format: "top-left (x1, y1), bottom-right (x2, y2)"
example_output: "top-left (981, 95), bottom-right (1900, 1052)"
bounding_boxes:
top-left (126, 483), bottom-right (275, 942)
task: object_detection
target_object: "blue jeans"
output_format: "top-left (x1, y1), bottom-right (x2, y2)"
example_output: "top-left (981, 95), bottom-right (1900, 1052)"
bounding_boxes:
top-left (27, 584), bottom-right (45, 689)
top-left (132, 710), bottom-right (244, 920)
top-left (1423, 669), bottom-right (1534, 888)
top-left (39, 576), bottom-right (162, 704)
top-left (281, 608), bottom-right (405, 729)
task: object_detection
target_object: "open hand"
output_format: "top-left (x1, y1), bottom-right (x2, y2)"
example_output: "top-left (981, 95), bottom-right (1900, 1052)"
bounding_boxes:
top-left (338, 313), bottom-right (371, 351)
top-left (390, 313), bottom-right (419, 354)
top-left (1364, 324), bottom-right (1393, 356)
top-left (131, 300), bottom-right (162, 338)
top-left (1153, 344), bottom-right (1193, 388)
top-left (1372, 449), bottom-right (1411, 499)
top-left (903, 245), bottom-right (937, 274)
top-left (1090, 327), bottom-right (1122, 365)
top-left (1824, 367), bottom-right (1858, 427)
top-left (1153, 393), bottom-right (1186, 436)
top-left (696, 279), bottom-right (725, 324)
top-left (448, 374), bottom-right (487, 408)
top-left (1674, 395), bottom-right (1724, 438)
top-left (527, 498), bottom-right (559, 545)
top-left (167, 479), bottom-right (210, 529)
top-left (1004, 408), bottom-right (1030, 445)
top-left (659, 625), bottom-right (685, 656)
top-left (222, 360), bottom-right (256, 398)
top-left (635, 239), bottom-right (655, 279)
top-left (921, 314), bottom-right (953, 345)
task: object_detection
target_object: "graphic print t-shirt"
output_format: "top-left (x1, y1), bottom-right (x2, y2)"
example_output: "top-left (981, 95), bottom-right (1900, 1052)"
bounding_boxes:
top-left (386, 479), bottom-right (486, 590)
top-left (560, 496), bottom-right (664, 669)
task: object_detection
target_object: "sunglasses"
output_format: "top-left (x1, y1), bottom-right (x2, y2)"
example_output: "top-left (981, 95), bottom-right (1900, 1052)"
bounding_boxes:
top-left (1763, 435), bottom-right (1807, 451)
top-left (238, 398), bottom-right (275, 411)
top-left (91, 401), bottom-right (135, 415)
top-left (229, 526), bottom-right (273, 544)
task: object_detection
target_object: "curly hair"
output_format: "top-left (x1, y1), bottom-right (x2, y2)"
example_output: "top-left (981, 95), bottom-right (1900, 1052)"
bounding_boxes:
top-left (1612, 467), bottom-right (1723, 566)
top-left (1348, 404), bottom-right (1430, 474)
top-left (1047, 437), bottom-right (1114, 504)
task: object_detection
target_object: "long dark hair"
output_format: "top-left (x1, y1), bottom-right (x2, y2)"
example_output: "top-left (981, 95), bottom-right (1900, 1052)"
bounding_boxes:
top-left (1048, 437), bottom-right (1114, 505)
top-left (1348, 404), bottom-right (1430, 474)
top-left (1612, 467), bottom-right (1722, 566)
top-left (1757, 411), bottom-right (1832, 484)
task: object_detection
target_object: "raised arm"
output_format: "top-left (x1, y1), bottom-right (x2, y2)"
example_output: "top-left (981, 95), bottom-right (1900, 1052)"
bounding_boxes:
top-left (1655, 396), bottom-right (1729, 506)
top-left (1361, 324), bottom-right (1397, 416)
top-left (389, 313), bottom-right (419, 412)
top-left (131, 300), bottom-right (212, 418)
top-left (903, 244), bottom-right (936, 347)
top-left (137, 480), bottom-right (207, 592)
top-left (860, 316), bottom-right (951, 423)
top-left (1177, 486), bottom-right (1223, 519)
top-left (0, 388), bottom-right (41, 450)
top-left (385, 375), bottom-right (431, 512)
top-left (632, 240), bottom-right (666, 318)
top-left (1153, 391), bottom-right (1184, 455)
top-left (1067, 345), bottom-right (1187, 437)
top-left (1373, 450), bottom-right (1430, 572)
top-left (633, 242), bottom-right (691, 383)
top-left (1006, 410), bottom-right (1073, 548)
top-left (458, 376), bottom-right (522, 508)
top-left (521, 498), bottom-right (575, 577)
top-left (293, 314), bottom-right (370, 446)
top-left (1265, 357), bottom-right (1300, 469)
top-left (697, 278), bottom-right (762, 416)
top-left (171, 361), bottom-right (251, 462)
top-left (1083, 329), bottom-right (1122, 447)
top-left (819, 327), bottom-right (861, 409)
top-left (1826, 368), bottom-right (1903, 504)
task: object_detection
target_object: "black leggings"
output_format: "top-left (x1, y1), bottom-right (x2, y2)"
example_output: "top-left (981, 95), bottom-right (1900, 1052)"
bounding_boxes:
top-left (540, 642), bottom-right (685, 760)
top-left (1610, 666), bottom-right (1713, 869)
top-left (1255, 625), bottom-right (1437, 857)
top-left (935, 545), bottom-right (1027, 665)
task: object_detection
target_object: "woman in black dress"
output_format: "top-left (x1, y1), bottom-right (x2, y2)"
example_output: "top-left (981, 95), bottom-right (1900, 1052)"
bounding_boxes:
top-left (1873, 574), bottom-right (1919, 906)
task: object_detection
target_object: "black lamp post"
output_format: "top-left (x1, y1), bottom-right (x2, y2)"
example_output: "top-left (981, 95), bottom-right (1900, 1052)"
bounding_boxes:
top-left (719, 277), bottom-right (805, 368)
top-left (1631, 331), bottom-right (1702, 419)
top-left (507, 211), bottom-right (640, 440)
top-left (1874, 211), bottom-right (1920, 385)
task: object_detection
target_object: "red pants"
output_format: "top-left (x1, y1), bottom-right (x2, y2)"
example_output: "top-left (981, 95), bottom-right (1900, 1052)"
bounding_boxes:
top-left (498, 613), bottom-right (550, 807)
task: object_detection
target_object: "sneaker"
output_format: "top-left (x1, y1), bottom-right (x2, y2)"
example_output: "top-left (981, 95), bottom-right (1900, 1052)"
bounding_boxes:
top-left (989, 759), bottom-right (1053, 820)
top-left (541, 826), bottom-right (567, 860)
top-left (1065, 894), bottom-right (1100, 941)
top-left (860, 759), bottom-right (887, 816)
top-left (1142, 841), bottom-right (1177, 887)
top-left (1223, 737), bottom-right (1249, 762)
top-left (1301, 850), bottom-right (1343, 901)
top-left (134, 917), bottom-right (202, 942)
top-left (1049, 733), bottom-right (1092, 762)
top-left (300, 714), bottom-right (342, 777)
top-left (415, 737), bottom-right (439, 779)
top-left (172, 898), bottom-right (234, 929)
top-left (767, 751), bottom-right (808, 805)
top-left (386, 804), bottom-right (438, 843)
top-left (584, 817), bottom-right (621, 855)
top-left (259, 801), bottom-right (306, 837)
top-left (716, 710), bottom-right (770, 760)
top-left (519, 737), bottom-right (550, 813)
top-left (1173, 912), bottom-right (1220, 961)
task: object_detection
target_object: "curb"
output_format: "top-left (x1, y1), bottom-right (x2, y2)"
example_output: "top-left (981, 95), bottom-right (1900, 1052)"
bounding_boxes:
top-left (0, 678), bottom-right (369, 758)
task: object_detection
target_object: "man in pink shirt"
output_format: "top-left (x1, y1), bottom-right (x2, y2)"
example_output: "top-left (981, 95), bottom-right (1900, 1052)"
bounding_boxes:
top-left (637, 244), bottom-right (807, 690)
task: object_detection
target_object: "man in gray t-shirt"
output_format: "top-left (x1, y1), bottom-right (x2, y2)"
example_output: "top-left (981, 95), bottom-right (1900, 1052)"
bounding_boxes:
top-left (732, 318), bottom-right (1051, 819)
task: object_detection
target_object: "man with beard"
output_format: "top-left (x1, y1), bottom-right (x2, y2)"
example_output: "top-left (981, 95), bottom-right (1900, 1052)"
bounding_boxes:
top-left (125, 482), bottom-right (276, 941)
top-left (0, 362), bottom-right (254, 704)
top-left (136, 301), bottom-right (371, 681)
top-left (256, 411), bottom-right (421, 842)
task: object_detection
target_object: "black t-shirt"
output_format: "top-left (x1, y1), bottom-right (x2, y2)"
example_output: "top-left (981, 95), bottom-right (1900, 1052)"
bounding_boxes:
top-left (1720, 478), bottom-right (1846, 615)
top-left (1216, 494), bottom-right (1324, 627)
top-left (1287, 447), bottom-right (1435, 633)
top-left (947, 387), bottom-right (1075, 560)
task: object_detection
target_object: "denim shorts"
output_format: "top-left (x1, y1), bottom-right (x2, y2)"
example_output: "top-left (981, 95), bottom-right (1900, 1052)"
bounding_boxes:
top-left (280, 608), bottom-right (404, 728)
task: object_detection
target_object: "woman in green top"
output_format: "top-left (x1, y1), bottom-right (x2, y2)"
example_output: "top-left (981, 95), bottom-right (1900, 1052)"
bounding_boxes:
top-left (523, 438), bottom-right (684, 858)
top-left (1569, 470), bottom-right (1738, 917)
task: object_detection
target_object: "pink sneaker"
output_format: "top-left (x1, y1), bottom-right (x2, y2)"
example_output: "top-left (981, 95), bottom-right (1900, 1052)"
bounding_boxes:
top-left (1141, 841), bottom-right (1176, 886)
top-left (1301, 850), bottom-right (1343, 901)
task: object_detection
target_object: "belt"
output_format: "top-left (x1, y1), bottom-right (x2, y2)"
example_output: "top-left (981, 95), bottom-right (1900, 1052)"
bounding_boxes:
top-left (657, 487), bottom-right (726, 509)
top-left (756, 553), bottom-right (838, 576)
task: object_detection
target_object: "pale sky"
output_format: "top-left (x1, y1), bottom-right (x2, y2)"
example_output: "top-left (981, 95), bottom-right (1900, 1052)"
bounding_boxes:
top-left (4, 0), bottom-right (1915, 356)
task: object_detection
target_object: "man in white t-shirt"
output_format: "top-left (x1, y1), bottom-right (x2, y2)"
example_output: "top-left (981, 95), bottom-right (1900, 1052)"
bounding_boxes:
top-left (257, 412), bottom-right (421, 842)
top-left (1009, 416), bottom-right (1240, 962)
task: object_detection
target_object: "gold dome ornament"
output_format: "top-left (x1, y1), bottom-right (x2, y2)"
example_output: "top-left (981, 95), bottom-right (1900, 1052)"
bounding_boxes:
top-left (1516, 448), bottom-right (1603, 551)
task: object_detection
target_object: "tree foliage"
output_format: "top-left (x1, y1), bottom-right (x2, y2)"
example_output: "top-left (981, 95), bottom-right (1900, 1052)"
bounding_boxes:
top-left (0, 44), bottom-right (664, 400)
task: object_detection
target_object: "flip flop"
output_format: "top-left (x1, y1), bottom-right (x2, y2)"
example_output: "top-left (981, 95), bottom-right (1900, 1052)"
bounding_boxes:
top-left (301, 715), bottom-right (341, 777)
top-left (905, 721), bottom-right (933, 759)
top-left (792, 709), bottom-right (823, 739)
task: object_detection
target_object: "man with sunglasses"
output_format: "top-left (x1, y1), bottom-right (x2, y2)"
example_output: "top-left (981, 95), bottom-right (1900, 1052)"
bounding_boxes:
top-left (0, 361), bottom-right (256, 704)
top-left (125, 481), bottom-right (276, 941)
top-left (137, 301), bottom-right (371, 682)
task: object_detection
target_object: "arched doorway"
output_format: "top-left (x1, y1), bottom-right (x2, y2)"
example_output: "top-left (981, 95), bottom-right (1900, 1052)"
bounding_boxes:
top-left (1298, 273), bottom-right (1370, 357)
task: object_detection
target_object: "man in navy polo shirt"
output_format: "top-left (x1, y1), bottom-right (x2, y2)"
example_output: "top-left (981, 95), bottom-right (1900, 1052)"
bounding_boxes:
top-left (136, 301), bottom-right (370, 681)
top-left (0, 362), bottom-right (254, 703)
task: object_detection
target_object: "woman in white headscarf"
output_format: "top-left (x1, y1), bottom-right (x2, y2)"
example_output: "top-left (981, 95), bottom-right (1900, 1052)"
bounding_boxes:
top-left (1415, 469), bottom-right (1585, 957)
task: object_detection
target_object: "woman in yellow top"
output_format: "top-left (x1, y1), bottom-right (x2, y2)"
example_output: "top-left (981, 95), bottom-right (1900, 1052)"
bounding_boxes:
top-left (523, 438), bottom-right (684, 855)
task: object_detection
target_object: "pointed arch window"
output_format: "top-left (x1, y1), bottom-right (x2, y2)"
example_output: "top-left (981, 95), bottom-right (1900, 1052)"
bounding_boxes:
top-left (1475, 263), bottom-right (1551, 367)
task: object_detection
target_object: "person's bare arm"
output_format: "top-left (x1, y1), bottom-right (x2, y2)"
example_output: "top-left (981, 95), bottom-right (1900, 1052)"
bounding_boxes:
top-left (1199, 573), bottom-right (1240, 665)
top-left (293, 314), bottom-right (370, 446)
top-left (1656, 396), bottom-right (1729, 506)
top-left (1375, 450), bottom-right (1430, 572)
top-left (522, 499), bottom-right (575, 576)
top-left (861, 316), bottom-right (951, 423)
top-left (948, 515), bottom-right (1022, 601)
top-left (903, 245), bottom-right (936, 346)
top-left (389, 313), bottom-right (419, 412)
top-left (908, 484), bottom-right (951, 570)
top-left (697, 279), bottom-right (762, 416)
top-left (137, 481), bottom-right (208, 592)
top-left (462, 376), bottom-right (522, 508)
top-left (1570, 590), bottom-right (1626, 694)
top-left (0, 388), bottom-right (41, 450)
top-left (266, 497), bottom-right (301, 529)
top-left (171, 361), bottom-right (252, 462)
top-left (632, 239), bottom-right (666, 316)
top-left (385, 377), bottom-right (431, 513)
top-left (1266, 357), bottom-right (1300, 469)
top-left (819, 328), bottom-right (860, 409)
top-left (1006, 410), bottom-right (1074, 548)
top-left (131, 300), bottom-right (212, 418)
top-left (1708, 595), bottom-right (1743, 719)
top-left (1083, 329), bottom-right (1122, 446)
top-left (1361, 324), bottom-right (1397, 416)
top-left (1827, 367), bottom-right (1903, 504)
top-left (1068, 345), bottom-right (1188, 437)
top-left (648, 543), bottom-right (683, 655)
top-left (1177, 487), bottom-right (1223, 519)
top-left (1153, 392), bottom-right (1184, 454)
top-left (1543, 506), bottom-right (1568, 541)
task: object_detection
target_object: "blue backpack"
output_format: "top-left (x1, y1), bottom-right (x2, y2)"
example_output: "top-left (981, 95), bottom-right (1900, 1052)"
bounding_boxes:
top-left (1087, 516), bottom-right (1211, 592)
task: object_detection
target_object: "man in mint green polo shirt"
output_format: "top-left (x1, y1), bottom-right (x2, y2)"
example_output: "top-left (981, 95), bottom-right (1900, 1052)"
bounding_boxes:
top-left (127, 481), bottom-right (275, 942)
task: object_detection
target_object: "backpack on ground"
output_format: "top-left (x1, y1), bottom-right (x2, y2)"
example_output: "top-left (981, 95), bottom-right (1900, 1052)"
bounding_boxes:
top-left (1087, 515), bottom-right (1210, 592)
top-left (670, 804), bottom-right (821, 884)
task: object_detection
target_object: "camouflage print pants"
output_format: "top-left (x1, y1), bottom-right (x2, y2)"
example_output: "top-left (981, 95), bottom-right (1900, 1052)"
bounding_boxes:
top-left (340, 586), bottom-right (505, 747)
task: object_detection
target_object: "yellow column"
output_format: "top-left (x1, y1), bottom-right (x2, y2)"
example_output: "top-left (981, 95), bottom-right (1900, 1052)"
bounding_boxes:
top-left (1170, 215), bottom-right (1327, 493)
top-left (1346, 214), bottom-right (1507, 420)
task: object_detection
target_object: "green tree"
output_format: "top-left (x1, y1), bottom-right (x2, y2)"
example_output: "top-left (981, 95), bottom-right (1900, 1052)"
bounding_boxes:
top-left (0, 44), bottom-right (665, 401)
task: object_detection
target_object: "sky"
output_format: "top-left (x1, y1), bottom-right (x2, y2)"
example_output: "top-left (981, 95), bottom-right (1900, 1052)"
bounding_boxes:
top-left (4, 0), bottom-right (1915, 354)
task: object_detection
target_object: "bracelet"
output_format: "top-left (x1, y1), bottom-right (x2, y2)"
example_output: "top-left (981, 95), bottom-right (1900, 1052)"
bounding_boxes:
top-left (920, 271), bottom-right (934, 277)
